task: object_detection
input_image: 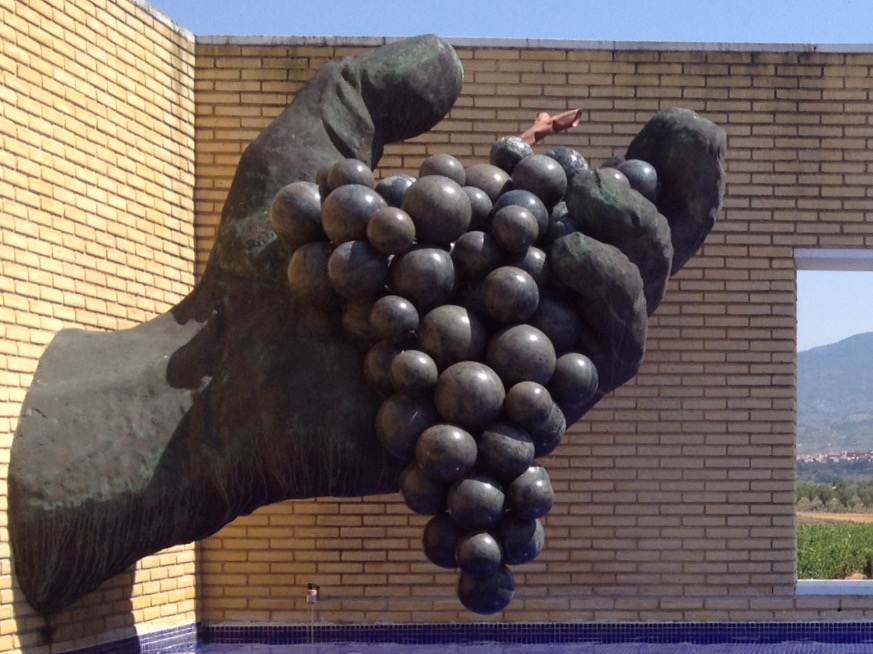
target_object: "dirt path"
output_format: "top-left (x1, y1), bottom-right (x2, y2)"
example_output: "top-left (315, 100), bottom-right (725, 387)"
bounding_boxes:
top-left (797, 511), bottom-right (873, 524)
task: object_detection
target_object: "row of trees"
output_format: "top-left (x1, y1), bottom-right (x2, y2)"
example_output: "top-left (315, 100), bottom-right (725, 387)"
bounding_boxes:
top-left (797, 479), bottom-right (873, 513)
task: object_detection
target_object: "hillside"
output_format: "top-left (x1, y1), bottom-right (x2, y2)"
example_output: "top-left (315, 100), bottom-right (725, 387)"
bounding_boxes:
top-left (798, 332), bottom-right (873, 455)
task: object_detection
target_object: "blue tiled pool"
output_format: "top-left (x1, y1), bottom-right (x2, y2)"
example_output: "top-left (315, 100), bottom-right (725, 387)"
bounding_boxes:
top-left (194, 623), bottom-right (873, 654)
top-left (197, 642), bottom-right (873, 654)
top-left (68, 622), bottom-right (873, 654)
top-left (197, 642), bottom-right (873, 653)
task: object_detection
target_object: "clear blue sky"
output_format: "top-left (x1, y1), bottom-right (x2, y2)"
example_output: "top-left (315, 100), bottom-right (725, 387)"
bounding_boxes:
top-left (145, 0), bottom-right (873, 352)
top-left (147, 0), bottom-right (873, 43)
top-left (797, 272), bottom-right (873, 352)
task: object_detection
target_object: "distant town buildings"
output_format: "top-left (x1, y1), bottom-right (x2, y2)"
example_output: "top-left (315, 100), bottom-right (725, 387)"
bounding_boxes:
top-left (798, 451), bottom-right (873, 465)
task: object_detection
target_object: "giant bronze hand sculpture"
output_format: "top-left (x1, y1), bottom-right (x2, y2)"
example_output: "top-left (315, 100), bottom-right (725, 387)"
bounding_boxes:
top-left (10, 34), bottom-right (726, 617)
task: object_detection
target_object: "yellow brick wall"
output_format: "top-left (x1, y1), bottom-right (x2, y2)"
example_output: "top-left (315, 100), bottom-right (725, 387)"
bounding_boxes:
top-left (1, 0), bottom-right (197, 651)
top-left (195, 40), bottom-right (873, 624)
top-left (9, 6), bottom-right (873, 645)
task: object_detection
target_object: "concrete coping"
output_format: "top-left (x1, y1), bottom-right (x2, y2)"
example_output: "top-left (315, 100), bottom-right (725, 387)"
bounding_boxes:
top-left (797, 580), bottom-right (873, 596)
top-left (190, 34), bottom-right (873, 54)
top-left (133, 0), bottom-right (195, 42)
top-left (795, 249), bottom-right (873, 272)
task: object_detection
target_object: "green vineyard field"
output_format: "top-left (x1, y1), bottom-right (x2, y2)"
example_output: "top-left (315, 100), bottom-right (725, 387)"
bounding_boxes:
top-left (797, 520), bottom-right (873, 579)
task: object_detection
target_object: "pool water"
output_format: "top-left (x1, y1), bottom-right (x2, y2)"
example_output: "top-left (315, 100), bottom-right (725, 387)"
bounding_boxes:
top-left (193, 622), bottom-right (873, 654)
top-left (198, 642), bottom-right (873, 653)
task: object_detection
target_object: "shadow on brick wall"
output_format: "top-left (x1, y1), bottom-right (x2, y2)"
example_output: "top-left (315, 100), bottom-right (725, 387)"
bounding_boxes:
top-left (11, 559), bottom-right (136, 652)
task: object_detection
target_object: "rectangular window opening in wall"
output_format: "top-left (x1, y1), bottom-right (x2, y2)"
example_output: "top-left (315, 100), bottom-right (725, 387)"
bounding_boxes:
top-left (795, 249), bottom-right (873, 595)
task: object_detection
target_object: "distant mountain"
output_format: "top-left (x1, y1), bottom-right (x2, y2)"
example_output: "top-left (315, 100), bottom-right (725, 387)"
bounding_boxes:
top-left (798, 332), bottom-right (873, 455)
